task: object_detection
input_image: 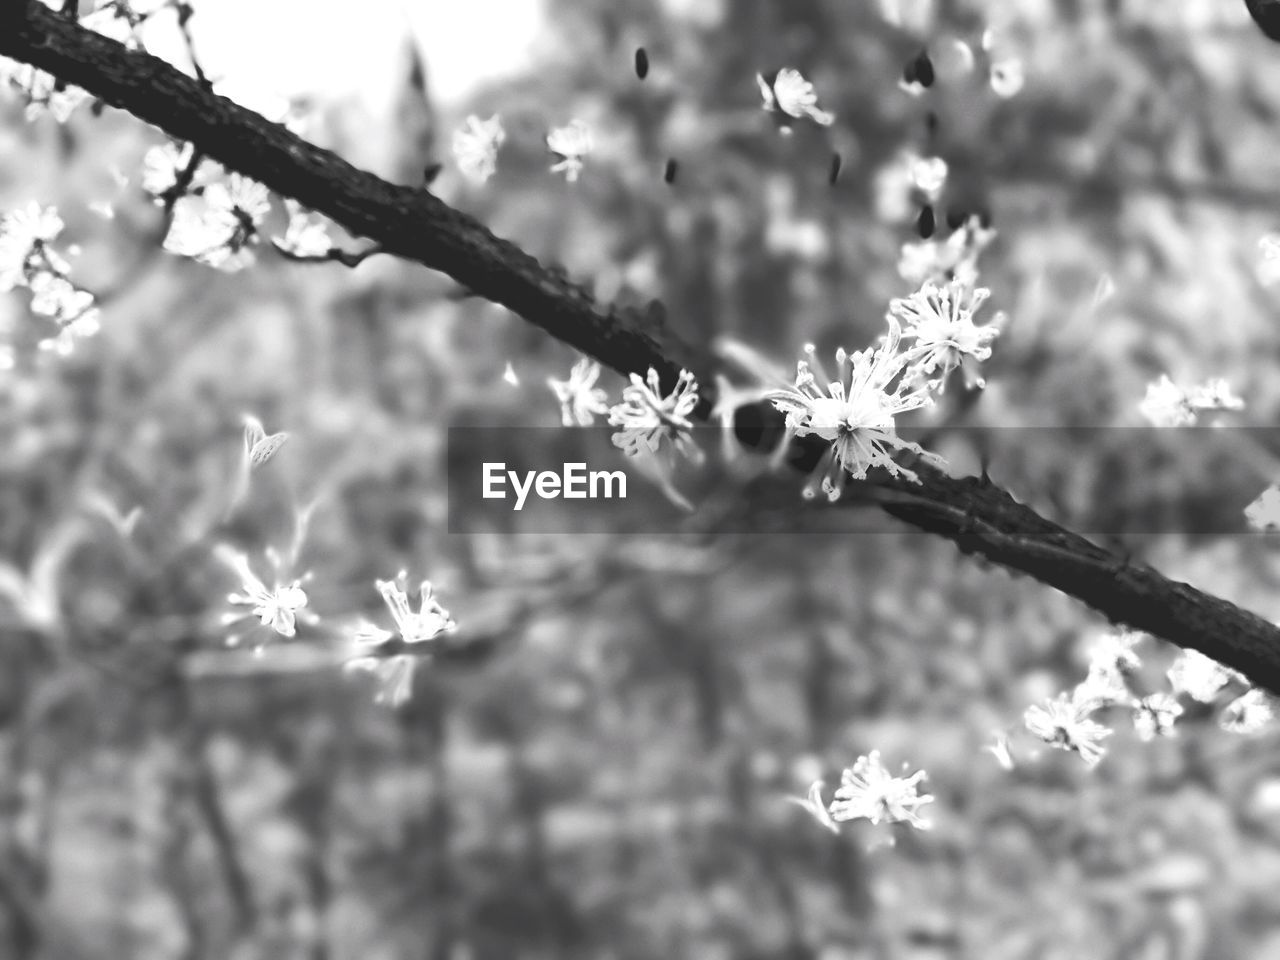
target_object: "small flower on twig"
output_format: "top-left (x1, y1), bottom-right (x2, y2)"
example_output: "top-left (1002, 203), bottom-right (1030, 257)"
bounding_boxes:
top-left (272, 200), bottom-right (333, 259)
top-left (214, 544), bottom-right (316, 650)
top-left (0, 202), bottom-right (100, 354)
top-left (765, 318), bottom-right (943, 499)
top-left (891, 278), bottom-right (1001, 391)
top-left (1167, 649), bottom-right (1240, 702)
top-left (608, 367), bottom-right (701, 463)
top-left (344, 574), bottom-right (457, 707)
top-left (164, 173), bottom-right (271, 271)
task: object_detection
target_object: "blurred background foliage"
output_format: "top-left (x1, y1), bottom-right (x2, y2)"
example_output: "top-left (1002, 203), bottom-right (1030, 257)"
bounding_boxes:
top-left (4, 0), bottom-right (1280, 957)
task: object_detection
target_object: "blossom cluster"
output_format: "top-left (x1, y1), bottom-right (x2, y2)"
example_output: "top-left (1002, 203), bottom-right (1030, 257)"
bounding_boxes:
top-left (542, 273), bottom-right (1001, 506)
top-left (209, 418), bottom-right (457, 708)
top-left (162, 171), bottom-right (273, 272)
top-left (216, 545), bottom-right (457, 708)
top-left (449, 113), bottom-right (597, 185)
top-left (547, 358), bottom-right (705, 499)
top-left (764, 277), bottom-right (1001, 500)
top-left (0, 203), bottom-right (100, 355)
top-left (0, 56), bottom-right (89, 123)
top-left (1016, 630), bottom-right (1270, 771)
top-left (1138, 373), bottom-right (1244, 427)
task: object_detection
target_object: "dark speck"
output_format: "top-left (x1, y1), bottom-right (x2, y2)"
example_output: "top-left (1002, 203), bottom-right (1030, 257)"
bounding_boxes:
top-left (916, 204), bottom-right (935, 238)
top-left (913, 50), bottom-right (935, 88)
top-left (635, 47), bottom-right (649, 79)
top-left (663, 158), bottom-right (678, 183)
top-left (828, 152), bottom-right (842, 185)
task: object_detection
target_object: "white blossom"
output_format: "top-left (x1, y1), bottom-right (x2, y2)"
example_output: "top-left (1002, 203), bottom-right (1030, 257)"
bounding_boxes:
top-left (891, 278), bottom-right (1000, 390)
top-left (1139, 374), bottom-right (1244, 427)
top-left (1186, 378), bottom-right (1244, 413)
top-left (1087, 629), bottom-right (1143, 676)
top-left (214, 544), bottom-right (315, 647)
top-left (0, 57), bottom-right (89, 122)
top-left (549, 357), bottom-right (609, 426)
top-left (1168, 649), bottom-right (1239, 702)
top-left (0, 203), bottom-right (64, 291)
top-left (1220, 689), bottom-right (1272, 734)
top-left (142, 141), bottom-right (210, 201)
top-left (756, 68), bottom-right (835, 127)
top-left (828, 751), bottom-right (934, 830)
top-left (345, 574), bottom-right (456, 707)
top-left (273, 200), bottom-right (332, 258)
top-left (164, 173), bottom-right (271, 271)
top-left (908, 155), bottom-right (949, 195)
top-left (608, 367), bottom-right (701, 463)
top-left (0, 203), bottom-right (99, 353)
top-left (453, 114), bottom-right (505, 185)
top-left (1140, 375), bottom-right (1197, 427)
top-left (1024, 692), bottom-right (1113, 767)
top-left (765, 318), bottom-right (943, 500)
top-left (546, 120), bottom-right (594, 182)
top-left (28, 272), bottom-right (98, 331)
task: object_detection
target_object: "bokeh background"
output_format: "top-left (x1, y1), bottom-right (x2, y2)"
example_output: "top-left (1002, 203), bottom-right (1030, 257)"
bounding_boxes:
top-left (5, 0), bottom-right (1280, 957)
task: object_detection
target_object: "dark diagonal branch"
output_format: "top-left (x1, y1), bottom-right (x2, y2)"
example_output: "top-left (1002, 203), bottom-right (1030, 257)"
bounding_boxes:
top-left (0, 2), bottom-right (703, 391)
top-left (4, 0), bottom-right (1280, 692)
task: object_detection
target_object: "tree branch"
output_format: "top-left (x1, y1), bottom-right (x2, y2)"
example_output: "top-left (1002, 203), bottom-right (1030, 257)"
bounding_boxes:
top-left (4, 1), bottom-right (1280, 692)
top-left (0, 2), bottom-right (704, 391)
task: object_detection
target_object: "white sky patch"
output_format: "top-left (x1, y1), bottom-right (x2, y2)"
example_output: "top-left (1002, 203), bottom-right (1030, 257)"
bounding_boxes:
top-left (140, 0), bottom-right (544, 108)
